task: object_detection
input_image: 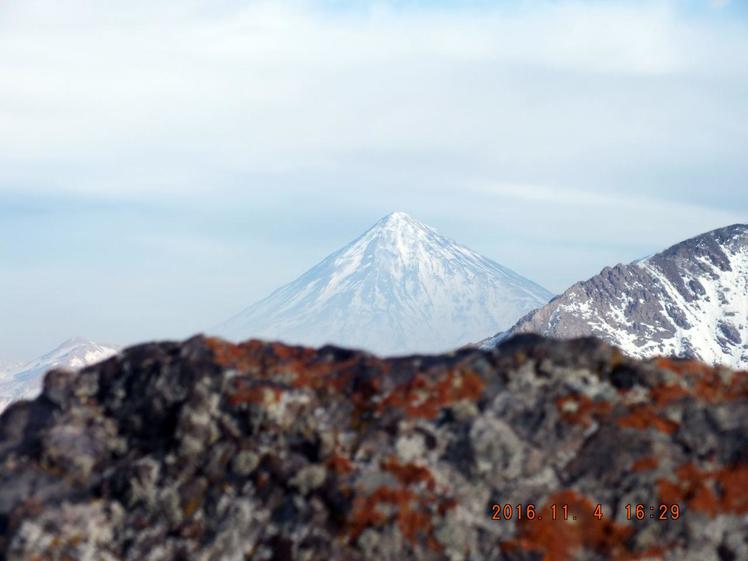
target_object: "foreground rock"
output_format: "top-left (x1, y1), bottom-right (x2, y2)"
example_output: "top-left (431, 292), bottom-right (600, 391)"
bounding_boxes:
top-left (0, 335), bottom-right (746, 561)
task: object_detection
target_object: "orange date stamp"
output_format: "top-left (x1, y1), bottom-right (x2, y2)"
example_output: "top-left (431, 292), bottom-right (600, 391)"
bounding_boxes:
top-left (490, 503), bottom-right (682, 522)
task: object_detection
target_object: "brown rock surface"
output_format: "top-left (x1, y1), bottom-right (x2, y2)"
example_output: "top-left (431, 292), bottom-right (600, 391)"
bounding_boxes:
top-left (0, 334), bottom-right (746, 560)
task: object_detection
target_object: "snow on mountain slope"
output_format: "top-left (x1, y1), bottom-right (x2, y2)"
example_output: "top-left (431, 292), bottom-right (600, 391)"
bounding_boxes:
top-left (482, 224), bottom-right (748, 369)
top-left (0, 360), bottom-right (22, 376)
top-left (0, 337), bottom-right (118, 412)
top-left (215, 212), bottom-right (552, 355)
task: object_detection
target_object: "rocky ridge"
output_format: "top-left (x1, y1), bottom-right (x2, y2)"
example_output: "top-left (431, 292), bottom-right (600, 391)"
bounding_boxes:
top-left (0, 335), bottom-right (746, 561)
top-left (482, 224), bottom-right (748, 369)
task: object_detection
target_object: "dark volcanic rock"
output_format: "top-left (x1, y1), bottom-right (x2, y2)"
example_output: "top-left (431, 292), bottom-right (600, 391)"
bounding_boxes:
top-left (0, 335), bottom-right (747, 561)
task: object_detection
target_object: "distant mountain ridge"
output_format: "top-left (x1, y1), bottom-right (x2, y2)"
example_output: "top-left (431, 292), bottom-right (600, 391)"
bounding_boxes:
top-left (0, 337), bottom-right (118, 412)
top-left (482, 224), bottom-right (748, 369)
top-left (216, 211), bottom-right (552, 355)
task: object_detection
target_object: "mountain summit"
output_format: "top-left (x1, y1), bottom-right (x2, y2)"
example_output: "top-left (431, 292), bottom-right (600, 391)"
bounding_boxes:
top-left (0, 337), bottom-right (118, 412)
top-left (482, 224), bottom-right (748, 369)
top-left (216, 212), bottom-right (552, 355)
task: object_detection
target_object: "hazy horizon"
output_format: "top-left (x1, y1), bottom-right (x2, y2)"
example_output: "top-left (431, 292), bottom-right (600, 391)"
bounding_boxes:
top-left (2, 0), bottom-right (747, 359)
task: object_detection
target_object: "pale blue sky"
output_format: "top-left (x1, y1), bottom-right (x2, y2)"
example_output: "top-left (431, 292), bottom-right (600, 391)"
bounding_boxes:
top-left (1, 0), bottom-right (747, 359)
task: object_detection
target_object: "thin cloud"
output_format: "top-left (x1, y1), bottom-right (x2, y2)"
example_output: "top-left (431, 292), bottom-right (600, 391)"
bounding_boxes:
top-left (0, 1), bottom-right (746, 198)
top-left (0, 1), bottom-right (746, 358)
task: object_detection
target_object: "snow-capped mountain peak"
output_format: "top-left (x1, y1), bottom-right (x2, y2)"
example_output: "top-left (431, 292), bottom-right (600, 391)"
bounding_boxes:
top-left (215, 212), bottom-right (552, 355)
top-left (34, 336), bottom-right (116, 370)
top-left (347, 211), bottom-right (497, 270)
top-left (378, 210), bottom-right (418, 228)
top-left (0, 337), bottom-right (119, 413)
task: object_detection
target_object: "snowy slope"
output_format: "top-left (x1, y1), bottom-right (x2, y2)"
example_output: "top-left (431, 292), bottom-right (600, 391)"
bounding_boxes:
top-left (0, 360), bottom-right (22, 376)
top-left (482, 224), bottom-right (748, 369)
top-left (0, 337), bottom-right (118, 412)
top-left (215, 212), bottom-right (552, 355)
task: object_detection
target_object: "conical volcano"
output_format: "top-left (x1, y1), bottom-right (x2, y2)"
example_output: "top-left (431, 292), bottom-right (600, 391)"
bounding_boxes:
top-left (215, 212), bottom-right (552, 355)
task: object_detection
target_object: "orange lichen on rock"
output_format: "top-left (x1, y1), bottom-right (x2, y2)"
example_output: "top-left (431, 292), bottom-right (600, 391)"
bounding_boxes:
top-left (328, 452), bottom-right (354, 475)
top-left (207, 338), bottom-right (389, 408)
top-left (650, 383), bottom-right (690, 407)
top-left (718, 466), bottom-right (748, 514)
top-left (693, 369), bottom-right (748, 402)
top-left (225, 378), bottom-right (284, 406)
top-left (347, 485), bottom-right (443, 551)
top-left (208, 337), bottom-right (287, 374)
top-left (653, 358), bottom-right (748, 403)
top-left (381, 458), bottom-right (436, 491)
top-left (348, 486), bottom-right (394, 537)
top-left (379, 368), bottom-right (485, 419)
top-left (346, 458), bottom-right (453, 551)
top-left (555, 394), bottom-right (613, 427)
top-left (653, 357), bottom-right (712, 377)
top-left (617, 404), bottom-right (678, 435)
top-left (501, 490), bottom-right (663, 561)
top-left (631, 456), bottom-right (659, 472)
top-left (658, 462), bottom-right (748, 517)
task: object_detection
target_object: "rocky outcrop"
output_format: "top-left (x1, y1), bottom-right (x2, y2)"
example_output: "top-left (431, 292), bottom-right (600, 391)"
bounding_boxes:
top-left (0, 334), bottom-right (747, 561)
